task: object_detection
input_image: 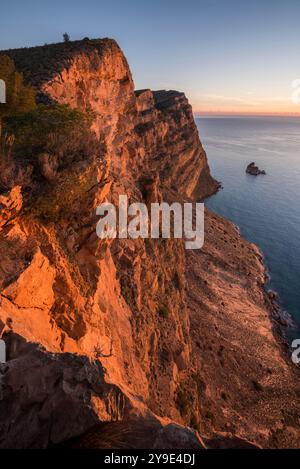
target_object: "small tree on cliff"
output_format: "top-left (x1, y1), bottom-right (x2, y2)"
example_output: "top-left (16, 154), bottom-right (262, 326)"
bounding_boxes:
top-left (0, 55), bottom-right (36, 127)
top-left (63, 33), bottom-right (70, 43)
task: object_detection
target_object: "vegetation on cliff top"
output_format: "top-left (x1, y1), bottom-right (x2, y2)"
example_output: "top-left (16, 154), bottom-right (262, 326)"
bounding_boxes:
top-left (0, 55), bottom-right (100, 223)
top-left (0, 55), bottom-right (36, 122)
top-left (5, 103), bottom-right (95, 161)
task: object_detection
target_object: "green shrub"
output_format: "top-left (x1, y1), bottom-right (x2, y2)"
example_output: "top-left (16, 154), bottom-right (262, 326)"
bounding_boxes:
top-left (27, 165), bottom-right (93, 222)
top-left (158, 305), bottom-right (170, 319)
top-left (0, 57), bottom-right (100, 201)
top-left (0, 131), bottom-right (15, 190)
top-left (5, 104), bottom-right (95, 159)
top-left (0, 55), bottom-right (36, 122)
top-left (0, 130), bottom-right (14, 160)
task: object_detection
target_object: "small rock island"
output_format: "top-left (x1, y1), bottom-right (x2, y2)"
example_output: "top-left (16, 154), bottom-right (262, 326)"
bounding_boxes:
top-left (246, 162), bottom-right (266, 175)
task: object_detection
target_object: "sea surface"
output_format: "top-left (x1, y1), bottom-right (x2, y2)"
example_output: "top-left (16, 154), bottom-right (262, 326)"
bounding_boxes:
top-left (196, 116), bottom-right (300, 338)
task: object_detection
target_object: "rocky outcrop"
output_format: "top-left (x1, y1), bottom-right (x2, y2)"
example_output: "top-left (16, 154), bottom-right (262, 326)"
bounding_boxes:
top-left (0, 332), bottom-right (206, 449)
top-left (246, 162), bottom-right (266, 176)
top-left (0, 39), bottom-right (299, 449)
top-left (134, 89), bottom-right (219, 200)
top-left (0, 186), bottom-right (22, 229)
top-left (3, 41), bottom-right (218, 200)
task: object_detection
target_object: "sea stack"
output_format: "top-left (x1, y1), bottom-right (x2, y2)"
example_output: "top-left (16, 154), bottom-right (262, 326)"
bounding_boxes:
top-left (246, 162), bottom-right (266, 175)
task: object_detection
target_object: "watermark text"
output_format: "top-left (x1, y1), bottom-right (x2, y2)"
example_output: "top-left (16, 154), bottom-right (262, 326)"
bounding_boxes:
top-left (0, 79), bottom-right (6, 103)
top-left (96, 195), bottom-right (205, 250)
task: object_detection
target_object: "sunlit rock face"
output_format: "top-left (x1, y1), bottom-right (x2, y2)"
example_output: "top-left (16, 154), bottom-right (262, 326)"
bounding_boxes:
top-left (0, 39), bottom-right (299, 449)
top-left (4, 39), bottom-right (218, 197)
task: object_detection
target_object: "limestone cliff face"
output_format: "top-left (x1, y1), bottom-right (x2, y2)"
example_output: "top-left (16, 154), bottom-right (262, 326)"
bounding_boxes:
top-left (0, 39), bottom-right (299, 449)
top-left (4, 40), bottom-right (217, 198)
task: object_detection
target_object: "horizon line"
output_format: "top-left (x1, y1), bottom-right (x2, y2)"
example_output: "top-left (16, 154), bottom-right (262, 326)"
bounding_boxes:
top-left (193, 111), bottom-right (300, 118)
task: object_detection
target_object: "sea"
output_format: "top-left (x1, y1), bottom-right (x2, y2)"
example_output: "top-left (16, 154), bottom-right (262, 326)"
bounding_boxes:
top-left (196, 116), bottom-right (300, 339)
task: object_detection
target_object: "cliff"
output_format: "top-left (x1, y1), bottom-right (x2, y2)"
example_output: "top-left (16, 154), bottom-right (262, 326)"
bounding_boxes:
top-left (0, 39), bottom-right (299, 449)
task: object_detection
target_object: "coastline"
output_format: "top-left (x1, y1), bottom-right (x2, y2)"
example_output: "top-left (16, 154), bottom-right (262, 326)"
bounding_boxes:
top-left (205, 188), bottom-right (297, 353)
top-left (0, 37), bottom-right (299, 449)
top-left (203, 153), bottom-right (299, 349)
top-left (186, 205), bottom-right (300, 446)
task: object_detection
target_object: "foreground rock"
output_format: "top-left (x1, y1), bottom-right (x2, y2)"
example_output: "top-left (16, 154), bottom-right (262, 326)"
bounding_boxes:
top-left (0, 332), bottom-right (206, 449)
top-left (246, 162), bottom-right (266, 175)
top-left (0, 38), bottom-right (299, 449)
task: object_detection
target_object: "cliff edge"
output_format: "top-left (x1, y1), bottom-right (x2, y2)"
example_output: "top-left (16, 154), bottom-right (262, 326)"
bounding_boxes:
top-left (0, 39), bottom-right (299, 449)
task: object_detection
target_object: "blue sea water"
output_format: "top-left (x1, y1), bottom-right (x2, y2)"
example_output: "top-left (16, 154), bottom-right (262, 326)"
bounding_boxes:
top-left (196, 116), bottom-right (300, 338)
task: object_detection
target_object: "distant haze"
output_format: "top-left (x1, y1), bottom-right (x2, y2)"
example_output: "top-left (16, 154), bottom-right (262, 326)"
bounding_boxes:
top-left (1, 0), bottom-right (300, 116)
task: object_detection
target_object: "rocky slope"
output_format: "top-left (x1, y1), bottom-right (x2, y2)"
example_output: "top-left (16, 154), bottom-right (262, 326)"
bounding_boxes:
top-left (0, 39), bottom-right (299, 449)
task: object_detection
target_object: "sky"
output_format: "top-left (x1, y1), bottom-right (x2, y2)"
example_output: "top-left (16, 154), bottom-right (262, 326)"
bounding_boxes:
top-left (1, 0), bottom-right (300, 115)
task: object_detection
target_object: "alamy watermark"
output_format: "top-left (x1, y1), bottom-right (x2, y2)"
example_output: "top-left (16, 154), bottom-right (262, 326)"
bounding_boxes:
top-left (96, 195), bottom-right (204, 250)
top-left (0, 340), bottom-right (6, 363)
top-left (291, 339), bottom-right (300, 364)
top-left (0, 79), bottom-right (6, 103)
top-left (291, 79), bottom-right (300, 104)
